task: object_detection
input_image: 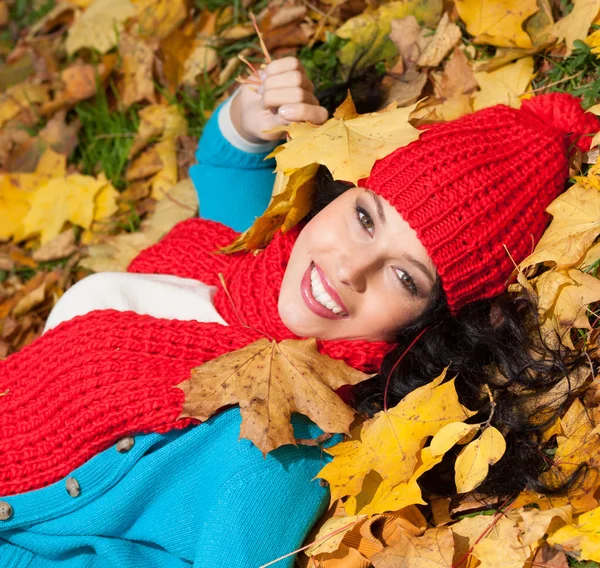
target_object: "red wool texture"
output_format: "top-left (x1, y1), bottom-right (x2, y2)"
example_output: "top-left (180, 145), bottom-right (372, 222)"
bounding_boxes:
top-left (0, 219), bottom-right (392, 497)
top-left (364, 93), bottom-right (600, 313)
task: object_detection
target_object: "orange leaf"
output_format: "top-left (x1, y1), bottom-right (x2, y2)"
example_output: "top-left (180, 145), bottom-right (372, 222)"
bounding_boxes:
top-left (177, 337), bottom-right (372, 455)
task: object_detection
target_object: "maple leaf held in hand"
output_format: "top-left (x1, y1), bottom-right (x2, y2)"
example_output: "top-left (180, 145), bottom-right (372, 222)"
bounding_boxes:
top-left (267, 92), bottom-right (421, 185)
top-left (177, 338), bottom-right (372, 455)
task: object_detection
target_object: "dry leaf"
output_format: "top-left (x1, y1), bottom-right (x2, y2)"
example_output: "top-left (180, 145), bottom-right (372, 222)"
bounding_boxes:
top-left (318, 370), bottom-right (475, 515)
top-left (23, 174), bottom-right (115, 245)
top-left (455, 0), bottom-right (538, 48)
top-left (548, 505), bottom-right (600, 562)
top-left (133, 0), bottom-right (188, 40)
top-left (430, 422), bottom-right (480, 457)
top-left (417, 13), bottom-right (462, 67)
top-left (66, 0), bottom-right (136, 55)
top-left (471, 513), bottom-right (530, 568)
top-left (519, 183), bottom-right (600, 271)
top-left (546, 0), bottom-right (600, 56)
top-left (127, 147), bottom-right (164, 181)
top-left (80, 179), bottom-right (197, 272)
top-left (527, 545), bottom-right (569, 568)
top-left (372, 527), bottom-right (454, 567)
top-left (178, 337), bottom-right (371, 455)
top-left (519, 506), bottom-right (571, 547)
top-left (541, 399), bottom-right (600, 513)
top-left (32, 230), bottom-right (77, 262)
top-left (0, 82), bottom-right (49, 129)
top-left (39, 110), bottom-right (80, 157)
top-left (335, 0), bottom-right (442, 74)
top-left (129, 104), bottom-right (187, 158)
top-left (433, 48), bottom-right (478, 99)
top-left (454, 426), bottom-right (506, 493)
top-left (473, 56), bottom-right (534, 111)
top-left (118, 32), bottom-right (156, 108)
top-left (306, 514), bottom-right (367, 556)
top-left (221, 163), bottom-right (318, 254)
top-left (182, 42), bottom-right (219, 86)
top-left (268, 93), bottom-right (421, 185)
top-left (536, 269), bottom-right (600, 350)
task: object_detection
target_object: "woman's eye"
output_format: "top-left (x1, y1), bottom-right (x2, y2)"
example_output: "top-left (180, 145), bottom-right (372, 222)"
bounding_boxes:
top-left (395, 268), bottom-right (419, 296)
top-left (356, 206), bottom-right (374, 235)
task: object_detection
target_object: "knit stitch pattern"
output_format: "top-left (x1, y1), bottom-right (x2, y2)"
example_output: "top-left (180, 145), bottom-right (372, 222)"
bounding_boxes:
top-left (364, 93), bottom-right (600, 312)
top-left (0, 219), bottom-right (392, 497)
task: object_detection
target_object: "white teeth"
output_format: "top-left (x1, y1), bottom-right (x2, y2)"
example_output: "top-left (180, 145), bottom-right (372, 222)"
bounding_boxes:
top-left (310, 266), bottom-right (344, 315)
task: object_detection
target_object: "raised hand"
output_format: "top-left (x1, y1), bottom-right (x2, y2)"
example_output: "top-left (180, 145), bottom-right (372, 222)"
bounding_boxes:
top-left (230, 56), bottom-right (329, 144)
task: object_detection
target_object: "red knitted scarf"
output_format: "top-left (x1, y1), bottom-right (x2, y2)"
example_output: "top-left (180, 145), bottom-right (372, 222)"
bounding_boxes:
top-left (0, 219), bottom-right (392, 496)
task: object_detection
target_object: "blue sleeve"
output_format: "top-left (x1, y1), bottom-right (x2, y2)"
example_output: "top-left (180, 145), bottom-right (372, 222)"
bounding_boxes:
top-left (189, 101), bottom-right (277, 233)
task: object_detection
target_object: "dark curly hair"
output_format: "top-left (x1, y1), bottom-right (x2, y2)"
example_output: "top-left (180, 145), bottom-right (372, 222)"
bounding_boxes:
top-left (309, 165), bottom-right (591, 499)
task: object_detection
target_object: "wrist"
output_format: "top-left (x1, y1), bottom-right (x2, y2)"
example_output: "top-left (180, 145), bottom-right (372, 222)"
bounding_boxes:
top-left (220, 94), bottom-right (278, 154)
top-left (230, 91), bottom-right (267, 144)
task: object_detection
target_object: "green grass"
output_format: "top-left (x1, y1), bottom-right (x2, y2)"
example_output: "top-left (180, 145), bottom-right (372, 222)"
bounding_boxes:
top-left (532, 40), bottom-right (600, 110)
top-left (71, 82), bottom-right (140, 190)
top-left (11, 0), bottom-right (56, 28)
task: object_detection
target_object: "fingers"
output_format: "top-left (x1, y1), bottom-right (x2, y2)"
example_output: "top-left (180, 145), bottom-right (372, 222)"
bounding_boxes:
top-left (277, 103), bottom-right (329, 125)
top-left (262, 86), bottom-right (319, 109)
top-left (263, 56), bottom-right (302, 76)
top-left (261, 69), bottom-right (312, 92)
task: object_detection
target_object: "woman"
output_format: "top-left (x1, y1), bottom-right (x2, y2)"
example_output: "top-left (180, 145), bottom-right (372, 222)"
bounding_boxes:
top-left (0, 57), bottom-right (597, 567)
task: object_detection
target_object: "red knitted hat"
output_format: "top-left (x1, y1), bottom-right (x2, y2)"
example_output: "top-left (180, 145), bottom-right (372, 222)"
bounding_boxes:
top-left (363, 93), bottom-right (600, 313)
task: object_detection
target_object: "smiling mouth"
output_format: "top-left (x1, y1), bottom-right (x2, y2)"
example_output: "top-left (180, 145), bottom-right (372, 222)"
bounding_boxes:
top-left (300, 263), bottom-right (349, 319)
top-left (310, 265), bottom-right (346, 313)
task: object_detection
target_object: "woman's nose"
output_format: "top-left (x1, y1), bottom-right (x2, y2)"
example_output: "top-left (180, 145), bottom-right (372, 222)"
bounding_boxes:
top-left (336, 255), bottom-right (371, 293)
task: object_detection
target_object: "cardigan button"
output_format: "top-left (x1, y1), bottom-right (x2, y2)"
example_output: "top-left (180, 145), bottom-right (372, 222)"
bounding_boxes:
top-left (66, 477), bottom-right (80, 498)
top-left (116, 437), bottom-right (135, 453)
top-left (0, 501), bottom-right (13, 520)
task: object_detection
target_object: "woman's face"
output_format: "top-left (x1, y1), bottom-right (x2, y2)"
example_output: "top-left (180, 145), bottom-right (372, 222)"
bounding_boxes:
top-left (278, 187), bottom-right (437, 342)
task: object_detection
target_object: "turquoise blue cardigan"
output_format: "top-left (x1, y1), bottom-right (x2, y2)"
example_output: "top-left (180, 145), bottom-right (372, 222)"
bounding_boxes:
top-left (0, 103), bottom-right (332, 567)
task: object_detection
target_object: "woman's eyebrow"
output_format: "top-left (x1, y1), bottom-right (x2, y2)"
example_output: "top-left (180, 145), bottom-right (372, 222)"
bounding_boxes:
top-left (405, 254), bottom-right (436, 286)
top-left (366, 189), bottom-right (386, 224)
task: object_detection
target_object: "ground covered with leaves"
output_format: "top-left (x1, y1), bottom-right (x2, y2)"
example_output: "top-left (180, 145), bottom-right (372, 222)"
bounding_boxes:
top-left (3, 0), bottom-right (600, 566)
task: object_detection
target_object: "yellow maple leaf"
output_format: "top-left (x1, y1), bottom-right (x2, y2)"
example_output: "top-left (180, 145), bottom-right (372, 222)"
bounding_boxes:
top-left (318, 370), bottom-right (475, 514)
top-left (473, 57), bottom-right (534, 111)
top-left (454, 426), bottom-right (507, 493)
top-left (220, 163), bottom-right (319, 254)
top-left (0, 148), bottom-right (67, 241)
top-left (455, 0), bottom-right (538, 48)
top-left (23, 175), bottom-right (116, 245)
top-left (0, 176), bottom-right (30, 241)
top-left (269, 93), bottom-right (421, 185)
top-left (66, 0), bottom-right (136, 55)
top-left (519, 183), bottom-right (600, 271)
top-left (177, 337), bottom-right (371, 455)
top-left (536, 269), bottom-right (600, 349)
top-left (548, 505), bottom-right (600, 562)
top-left (545, 0), bottom-right (600, 56)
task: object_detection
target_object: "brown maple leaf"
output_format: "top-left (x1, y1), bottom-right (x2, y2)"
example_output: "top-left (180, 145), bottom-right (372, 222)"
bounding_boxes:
top-left (177, 337), bottom-right (372, 455)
